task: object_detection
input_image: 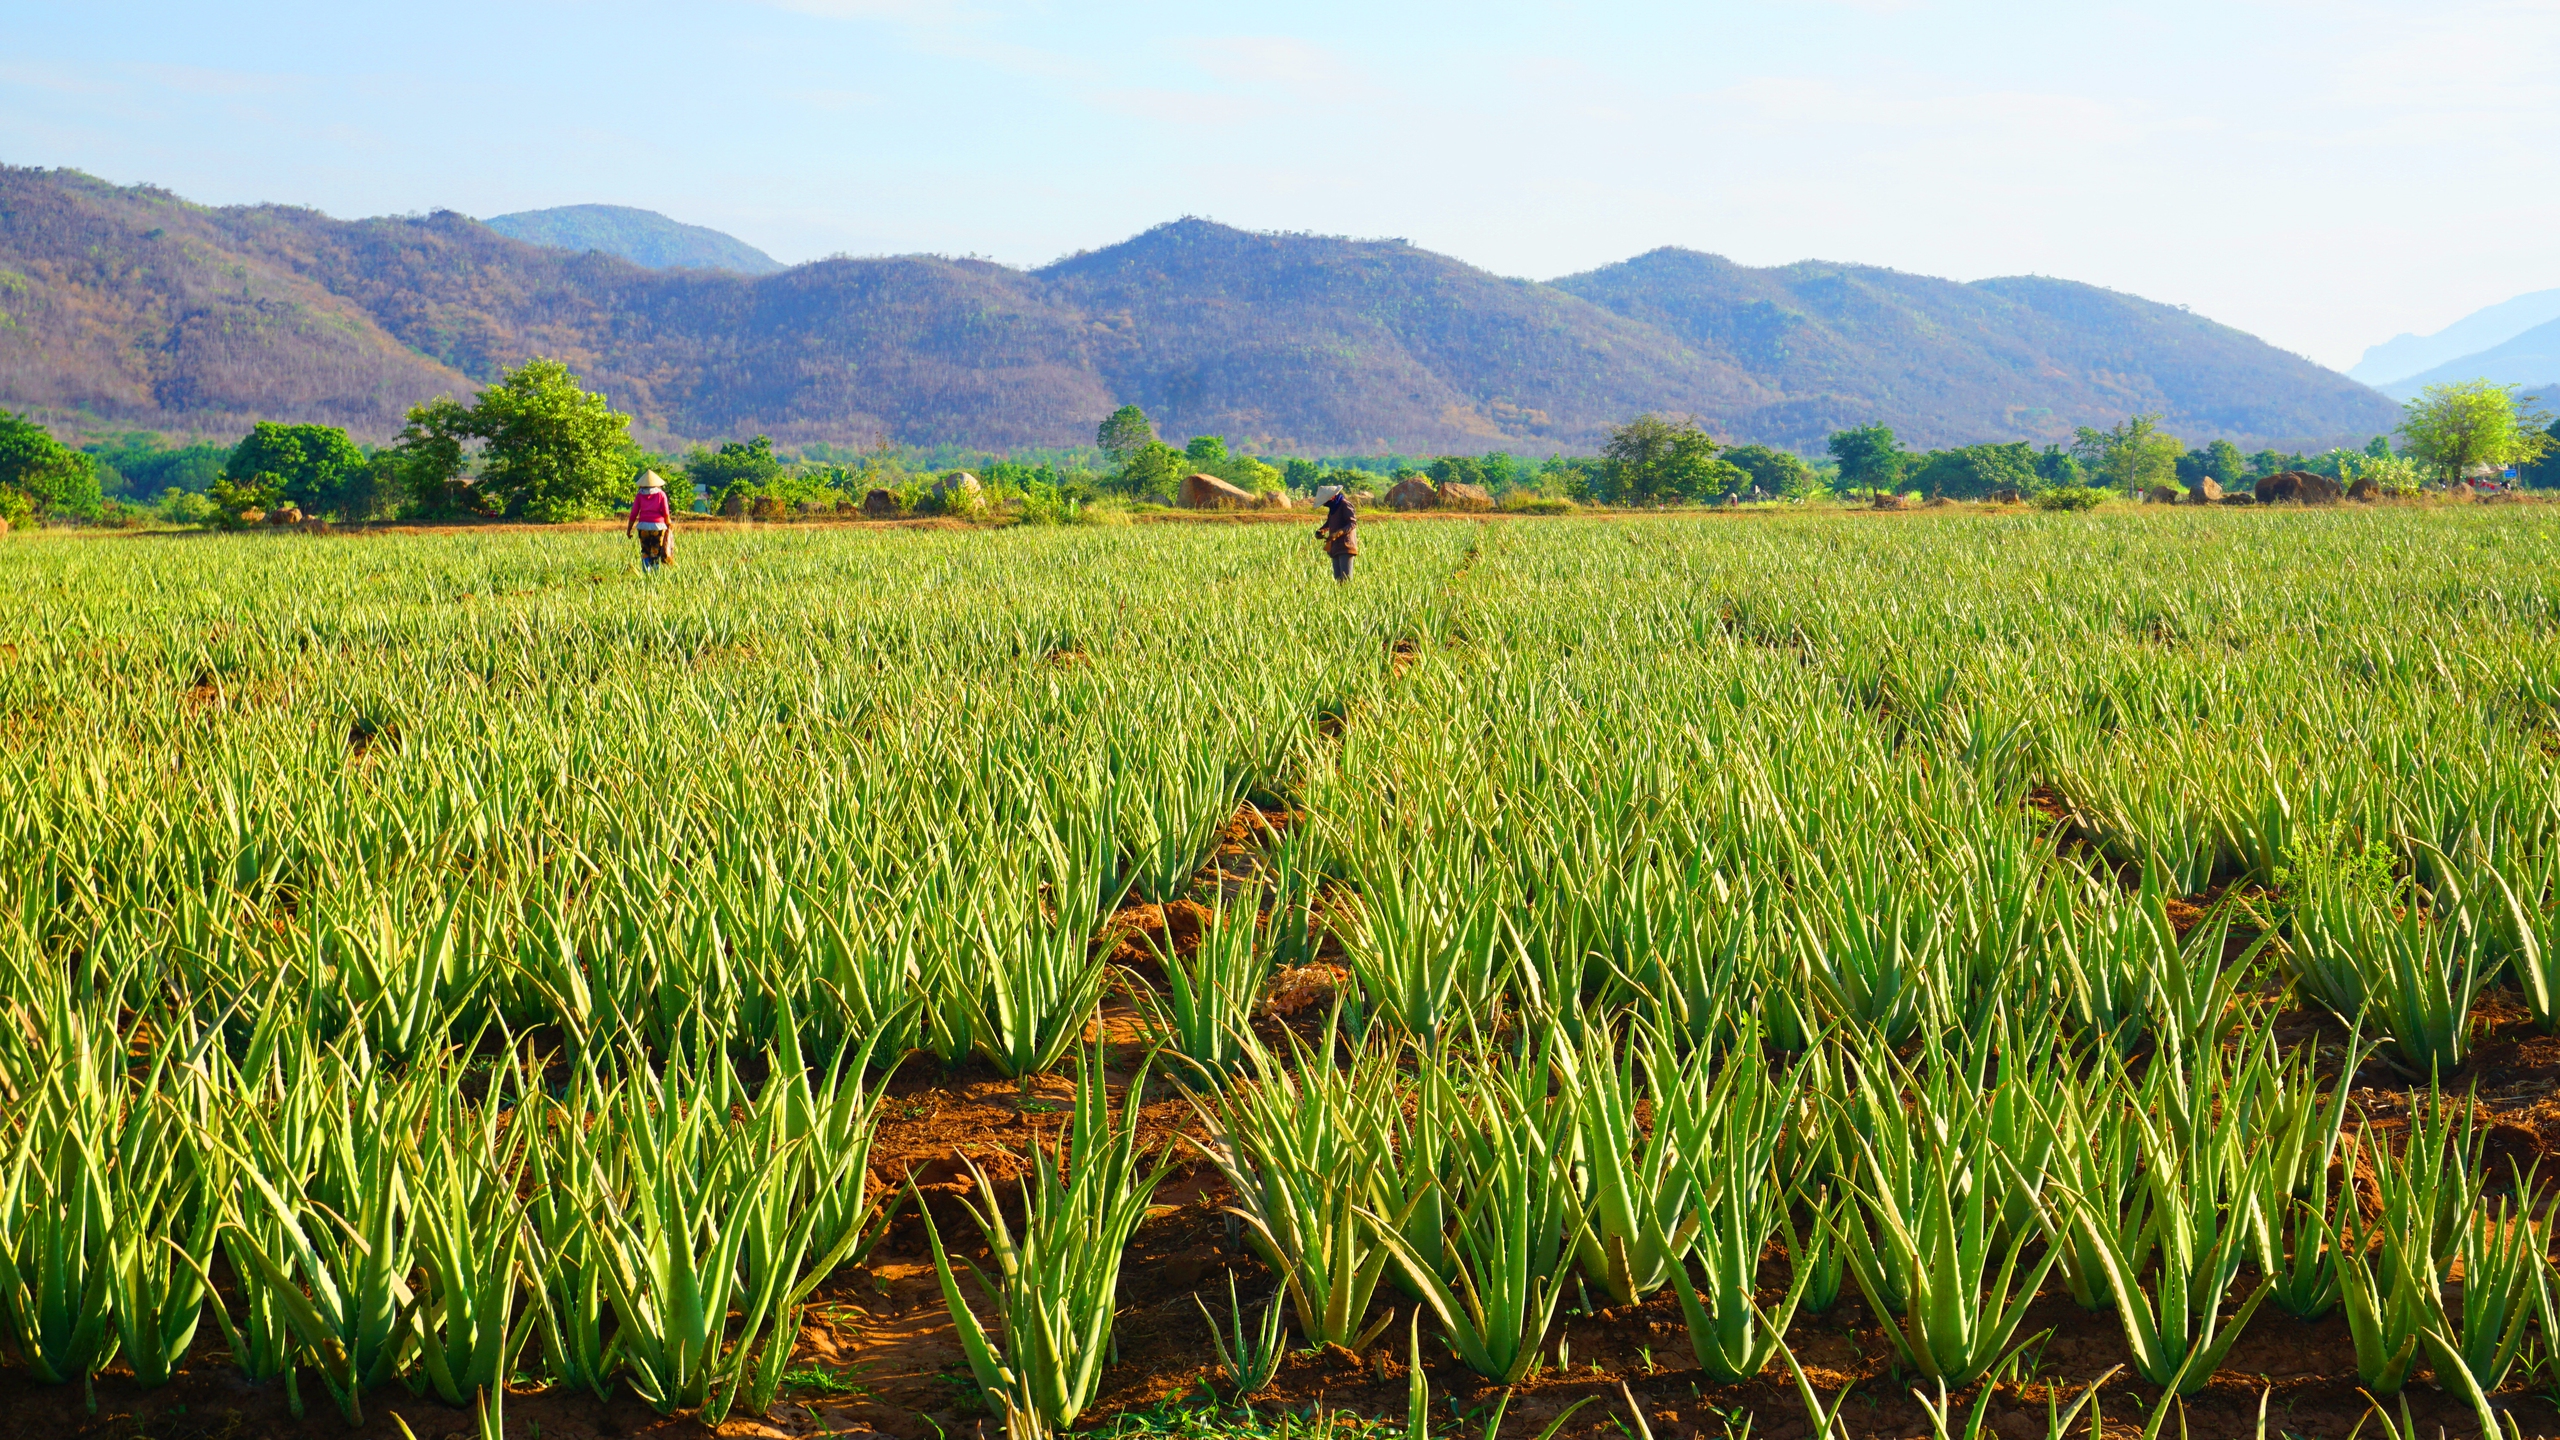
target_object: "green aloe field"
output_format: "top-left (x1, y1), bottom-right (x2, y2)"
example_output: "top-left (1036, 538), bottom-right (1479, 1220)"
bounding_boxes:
top-left (6, 506), bottom-right (2560, 1439)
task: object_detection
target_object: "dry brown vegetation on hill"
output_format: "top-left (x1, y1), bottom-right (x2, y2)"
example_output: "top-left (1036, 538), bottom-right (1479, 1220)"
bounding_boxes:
top-left (0, 167), bottom-right (2399, 454)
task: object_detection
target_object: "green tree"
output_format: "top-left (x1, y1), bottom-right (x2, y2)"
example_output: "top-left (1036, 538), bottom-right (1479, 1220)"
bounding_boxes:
top-left (0, 411), bottom-right (102, 521)
top-left (1117, 441), bottom-right (1185, 499)
top-left (1541, 456), bottom-right (1602, 503)
top-left (2245, 449), bottom-right (2302, 479)
top-left (467, 360), bottom-right (639, 521)
top-left (1280, 457), bottom-right (1324, 491)
top-left (383, 396), bottom-right (477, 516)
top-left (83, 435), bottom-right (227, 499)
top-left (1906, 442), bottom-right (2036, 498)
top-left (1097, 405), bottom-right (1156, 464)
top-left (2522, 420), bottom-right (2560, 488)
top-left (1184, 435), bottom-right (1228, 465)
top-left (2071, 414), bottom-right (2182, 494)
top-left (2036, 446), bottom-right (2082, 487)
top-left (1427, 455), bottom-right (1486, 490)
top-left (225, 421), bottom-right (367, 516)
top-left (1825, 425), bottom-right (1905, 495)
top-left (205, 472), bottom-right (282, 527)
top-left (1603, 413), bottom-right (1724, 505)
top-left (2396, 380), bottom-right (2556, 485)
top-left (1722, 443), bottom-right (1813, 497)
top-left (687, 435), bottom-right (783, 511)
top-left (2172, 441), bottom-right (2246, 488)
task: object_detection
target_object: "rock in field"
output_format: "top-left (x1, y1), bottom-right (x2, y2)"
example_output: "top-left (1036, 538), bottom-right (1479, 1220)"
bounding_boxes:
top-left (1386, 477), bottom-right (1439, 510)
top-left (2255, 470), bottom-right (2342, 504)
top-left (1179, 472), bottom-right (1257, 509)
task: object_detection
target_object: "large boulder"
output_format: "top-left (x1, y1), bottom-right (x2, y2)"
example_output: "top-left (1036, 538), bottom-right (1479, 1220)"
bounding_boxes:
top-left (2347, 477), bottom-right (2380, 502)
top-left (1872, 492), bottom-right (1912, 511)
top-left (1385, 477), bottom-right (1439, 511)
top-left (2222, 492), bottom-right (2255, 506)
top-left (2256, 470), bottom-right (2341, 505)
top-left (2144, 485), bottom-right (2180, 505)
top-left (270, 504), bottom-right (304, 526)
top-left (1986, 488), bottom-right (2021, 505)
top-left (1439, 482), bottom-right (1493, 512)
top-left (1251, 489), bottom-right (1293, 511)
top-left (931, 472), bottom-right (985, 515)
top-left (1179, 472), bottom-right (1257, 509)
top-left (862, 488), bottom-right (898, 519)
top-left (2187, 478), bottom-right (2224, 504)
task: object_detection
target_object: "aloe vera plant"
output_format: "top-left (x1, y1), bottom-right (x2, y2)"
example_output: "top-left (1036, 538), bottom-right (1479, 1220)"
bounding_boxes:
top-left (2422, 1190), bottom-right (2542, 1396)
top-left (1668, 1034), bottom-right (1802, 1384)
top-left (966, 813), bottom-right (1130, 1079)
top-left (1838, 1094), bottom-right (2056, 1390)
top-left (1555, 1019), bottom-right (1702, 1307)
top-left (219, 1067), bottom-right (427, 1425)
top-left (624, 1076), bottom-right (856, 1418)
top-left (1789, 854), bottom-right (1951, 1046)
top-left (1341, 849), bottom-right (1520, 1051)
top-left (1374, 1055), bottom-right (1585, 1384)
top-left (17, 488), bottom-right (2560, 1424)
top-left (918, 1048), bottom-right (1171, 1435)
top-left (1196, 1270), bottom-right (1286, 1399)
top-left (1144, 900), bottom-right (1266, 1085)
top-left (2053, 1086), bottom-right (2273, 1395)
top-left (406, 1089), bottom-right (539, 1408)
top-left (2335, 1099), bottom-right (2481, 1397)
top-left (1194, 1025), bottom-right (1409, 1350)
top-left (0, 1083), bottom-right (120, 1396)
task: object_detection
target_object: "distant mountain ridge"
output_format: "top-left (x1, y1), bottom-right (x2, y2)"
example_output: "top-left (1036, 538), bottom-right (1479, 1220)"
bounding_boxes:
top-left (0, 166), bottom-right (2398, 454)
top-left (2380, 317), bottom-right (2560, 401)
top-left (481, 204), bottom-right (783, 275)
top-left (2352, 288), bottom-right (2560, 387)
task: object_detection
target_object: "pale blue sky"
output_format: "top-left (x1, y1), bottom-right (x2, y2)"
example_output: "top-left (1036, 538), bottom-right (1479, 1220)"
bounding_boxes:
top-left (5, 1), bottom-right (2555, 369)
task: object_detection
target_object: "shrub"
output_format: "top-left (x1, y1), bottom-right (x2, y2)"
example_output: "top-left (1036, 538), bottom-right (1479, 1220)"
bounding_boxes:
top-left (156, 488), bottom-right (219, 526)
top-left (2029, 484), bottom-right (2105, 512)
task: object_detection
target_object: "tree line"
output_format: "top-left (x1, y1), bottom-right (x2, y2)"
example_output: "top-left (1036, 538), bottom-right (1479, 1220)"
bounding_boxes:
top-left (5, 369), bottom-right (2555, 529)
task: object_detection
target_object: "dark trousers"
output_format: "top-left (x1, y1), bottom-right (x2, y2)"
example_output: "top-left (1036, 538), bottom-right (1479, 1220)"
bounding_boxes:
top-left (1331, 553), bottom-right (1353, 581)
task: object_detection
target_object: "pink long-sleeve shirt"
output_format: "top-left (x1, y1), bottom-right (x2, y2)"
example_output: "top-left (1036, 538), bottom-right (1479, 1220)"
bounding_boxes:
top-left (628, 490), bottom-right (671, 523)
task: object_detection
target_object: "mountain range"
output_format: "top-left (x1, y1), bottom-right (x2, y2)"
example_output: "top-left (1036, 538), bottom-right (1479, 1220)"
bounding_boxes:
top-left (2352, 289), bottom-right (2560, 392)
top-left (482, 204), bottom-right (785, 275)
top-left (2368, 308), bottom-right (2560, 401)
top-left (0, 165), bottom-right (2398, 455)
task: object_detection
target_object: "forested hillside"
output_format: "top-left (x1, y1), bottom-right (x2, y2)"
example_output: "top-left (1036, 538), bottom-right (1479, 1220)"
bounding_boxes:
top-left (0, 167), bottom-right (2398, 452)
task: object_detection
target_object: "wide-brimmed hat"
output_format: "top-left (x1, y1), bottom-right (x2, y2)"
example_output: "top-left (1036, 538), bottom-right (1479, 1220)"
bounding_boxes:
top-left (1314, 485), bottom-right (1343, 505)
top-left (637, 471), bottom-right (665, 491)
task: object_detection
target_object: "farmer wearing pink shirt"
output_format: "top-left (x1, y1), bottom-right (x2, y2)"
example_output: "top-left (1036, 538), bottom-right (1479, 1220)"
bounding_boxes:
top-left (626, 471), bottom-right (675, 572)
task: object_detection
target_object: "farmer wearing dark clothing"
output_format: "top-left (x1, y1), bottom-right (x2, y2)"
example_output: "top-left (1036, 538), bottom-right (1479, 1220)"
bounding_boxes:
top-left (1315, 487), bottom-right (1358, 581)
